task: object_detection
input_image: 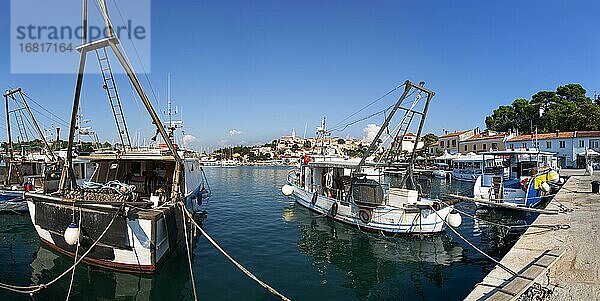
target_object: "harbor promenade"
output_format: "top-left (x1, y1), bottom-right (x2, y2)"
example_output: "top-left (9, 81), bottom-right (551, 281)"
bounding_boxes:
top-left (465, 169), bottom-right (600, 300)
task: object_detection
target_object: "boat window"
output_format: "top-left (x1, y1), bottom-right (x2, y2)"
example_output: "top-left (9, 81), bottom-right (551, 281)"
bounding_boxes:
top-left (351, 178), bottom-right (384, 207)
top-left (474, 162), bottom-right (481, 169)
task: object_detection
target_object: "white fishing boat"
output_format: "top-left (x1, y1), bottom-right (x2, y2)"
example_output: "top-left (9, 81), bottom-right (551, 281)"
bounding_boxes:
top-left (0, 88), bottom-right (63, 212)
top-left (451, 154), bottom-right (486, 182)
top-left (26, 0), bottom-right (211, 273)
top-left (282, 81), bottom-right (462, 235)
top-left (473, 149), bottom-right (561, 208)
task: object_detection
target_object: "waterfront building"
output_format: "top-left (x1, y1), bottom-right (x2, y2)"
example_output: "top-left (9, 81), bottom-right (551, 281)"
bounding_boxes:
top-left (506, 131), bottom-right (600, 168)
top-left (438, 128), bottom-right (479, 154)
top-left (392, 133), bottom-right (425, 153)
top-left (460, 131), bottom-right (513, 154)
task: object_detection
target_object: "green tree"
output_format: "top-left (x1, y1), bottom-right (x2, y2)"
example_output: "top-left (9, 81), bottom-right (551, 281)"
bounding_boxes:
top-left (486, 83), bottom-right (599, 133)
top-left (303, 141), bottom-right (311, 149)
top-left (337, 138), bottom-right (345, 145)
top-left (422, 133), bottom-right (439, 147)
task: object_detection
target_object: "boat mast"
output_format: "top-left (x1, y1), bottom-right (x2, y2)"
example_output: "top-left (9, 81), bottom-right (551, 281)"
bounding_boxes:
top-left (354, 81), bottom-right (435, 190)
top-left (60, 0), bottom-right (183, 200)
top-left (3, 88), bottom-right (57, 162)
top-left (356, 81), bottom-right (412, 171)
top-left (317, 117), bottom-right (329, 155)
top-left (2, 90), bottom-right (14, 160)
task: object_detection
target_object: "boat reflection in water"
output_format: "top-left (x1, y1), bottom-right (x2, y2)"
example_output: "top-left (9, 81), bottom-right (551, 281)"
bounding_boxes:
top-left (282, 202), bottom-right (464, 298)
top-left (28, 242), bottom-right (195, 300)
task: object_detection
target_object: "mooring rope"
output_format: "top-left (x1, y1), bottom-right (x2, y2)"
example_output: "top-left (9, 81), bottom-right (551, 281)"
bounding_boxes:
top-left (0, 204), bottom-right (123, 295)
top-left (181, 208), bottom-right (291, 301)
top-left (428, 205), bottom-right (518, 276)
top-left (180, 203), bottom-right (198, 301)
top-left (451, 207), bottom-right (570, 231)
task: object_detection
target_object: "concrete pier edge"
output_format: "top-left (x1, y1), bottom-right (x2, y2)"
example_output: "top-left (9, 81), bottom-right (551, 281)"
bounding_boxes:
top-left (464, 169), bottom-right (600, 301)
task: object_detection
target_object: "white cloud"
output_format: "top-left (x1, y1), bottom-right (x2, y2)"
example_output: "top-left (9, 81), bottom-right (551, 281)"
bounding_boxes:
top-left (183, 134), bottom-right (198, 147)
top-left (217, 139), bottom-right (228, 146)
top-left (229, 129), bottom-right (243, 136)
top-left (363, 124), bottom-right (381, 142)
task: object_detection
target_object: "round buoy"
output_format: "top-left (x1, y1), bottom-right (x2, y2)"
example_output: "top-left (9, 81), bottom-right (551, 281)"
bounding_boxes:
top-left (446, 213), bottom-right (462, 228)
top-left (64, 222), bottom-right (80, 246)
top-left (281, 185), bottom-right (294, 196)
top-left (540, 182), bottom-right (551, 193)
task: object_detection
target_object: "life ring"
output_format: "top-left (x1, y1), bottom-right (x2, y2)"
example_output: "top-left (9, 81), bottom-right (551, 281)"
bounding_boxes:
top-left (330, 202), bottom-right (338, 217)
top-left (520, 178), bottom-right (530, 192)
top-left (311, 192), bottom-right (318, 204)
top-left (358, 208), bottom-right (372, 224)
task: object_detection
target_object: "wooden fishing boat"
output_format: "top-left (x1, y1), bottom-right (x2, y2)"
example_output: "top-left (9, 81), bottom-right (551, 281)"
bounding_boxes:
top-left (282, 81), bottom-right (462, 235)
top-left (0, 88), bottom-right (62, 212)
top-left (25, 0), bottom-right (210, 273)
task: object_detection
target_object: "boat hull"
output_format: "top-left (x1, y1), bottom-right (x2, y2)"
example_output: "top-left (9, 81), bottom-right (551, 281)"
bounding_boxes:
top-left (0, 190), bottom-right (27, 212)
top-left (288, 183), bottom-right (451, 235)
top-left (26, 195), bottom-right (186, 274)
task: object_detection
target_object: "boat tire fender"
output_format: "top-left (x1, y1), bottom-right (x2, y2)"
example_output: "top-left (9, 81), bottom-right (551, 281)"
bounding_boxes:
top-left (358, 208), bottom-right (372, 224)
top-left (311, 192), bottom-right (318, 205)
top-left (330, 202), bottom-right (338, 217)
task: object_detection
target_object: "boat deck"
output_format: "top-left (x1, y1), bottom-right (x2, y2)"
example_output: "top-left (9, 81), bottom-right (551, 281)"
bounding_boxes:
top-left (464, 170), bottom-right (600, 300)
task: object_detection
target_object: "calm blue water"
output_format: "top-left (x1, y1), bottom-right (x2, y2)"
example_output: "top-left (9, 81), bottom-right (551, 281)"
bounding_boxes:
top-left (0, 167), bottom-right (535, 300)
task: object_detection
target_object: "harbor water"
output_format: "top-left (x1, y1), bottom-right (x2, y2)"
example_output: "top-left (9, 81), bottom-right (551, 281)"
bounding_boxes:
top-left (0, 166), bottom-right (536, 300)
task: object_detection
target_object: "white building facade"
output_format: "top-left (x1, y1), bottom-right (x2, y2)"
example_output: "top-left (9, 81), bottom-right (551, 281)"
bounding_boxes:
top-left (506, 131), bottom-right (600, 168)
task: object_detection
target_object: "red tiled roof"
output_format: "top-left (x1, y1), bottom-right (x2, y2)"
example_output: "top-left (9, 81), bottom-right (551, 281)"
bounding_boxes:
top-left (405, 132), bottom-right (416, 137)
top-left (575, 131), bottom-right (600, 138)
top-left (509, 132), bottom-right (575, 142)
top-left (440, 130), bottom-right (469, 138)
top-left (464, 133), bottom-right (507, 142)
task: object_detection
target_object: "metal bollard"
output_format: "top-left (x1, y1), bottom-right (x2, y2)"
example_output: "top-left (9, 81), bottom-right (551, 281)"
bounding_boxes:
top-left (592, 181), bottom-right (600, 194)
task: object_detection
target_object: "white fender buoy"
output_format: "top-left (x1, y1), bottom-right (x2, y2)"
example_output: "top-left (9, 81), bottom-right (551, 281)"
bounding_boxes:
top-left (281, 185), bottom-right (294, 196)
top-left (64, 222), bottom-right (80, 246)
top-left (446, 213), bottom-right (462, 228)
top-left (540, 182), bottom-right (551, 193)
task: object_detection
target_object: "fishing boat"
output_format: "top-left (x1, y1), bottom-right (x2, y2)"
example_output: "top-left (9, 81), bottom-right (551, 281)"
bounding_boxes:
top-left (282, 81), bottom-right (462, 235)
top-left (25, 0), bottom-right (210, 273)
top-left (451, 154), bottom-right (486, 182)
top-left (473, 149), bottom-right (561, 208)
top-left (0, 88), bottom-right (62, 212)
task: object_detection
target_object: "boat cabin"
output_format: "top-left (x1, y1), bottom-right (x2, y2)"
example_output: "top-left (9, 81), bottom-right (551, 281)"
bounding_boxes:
top-left (481, 149), bottom-right (557, 180)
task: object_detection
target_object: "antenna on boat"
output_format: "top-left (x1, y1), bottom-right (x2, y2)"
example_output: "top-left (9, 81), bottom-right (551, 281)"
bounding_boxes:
top-left (164, 73), bottom-right (183, 145)
top-left (316, 117), bottom-right (330, 155)
top-left (59, 0), bottom-right (183, 199)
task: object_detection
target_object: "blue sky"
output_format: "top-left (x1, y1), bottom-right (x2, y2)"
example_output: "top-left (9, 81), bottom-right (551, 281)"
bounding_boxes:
top-left (1, 0), bottom-right (599, 151)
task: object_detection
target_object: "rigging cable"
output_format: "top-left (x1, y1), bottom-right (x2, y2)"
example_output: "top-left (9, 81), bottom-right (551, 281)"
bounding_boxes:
top-left (330, 83), bottom-right (406, 130)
